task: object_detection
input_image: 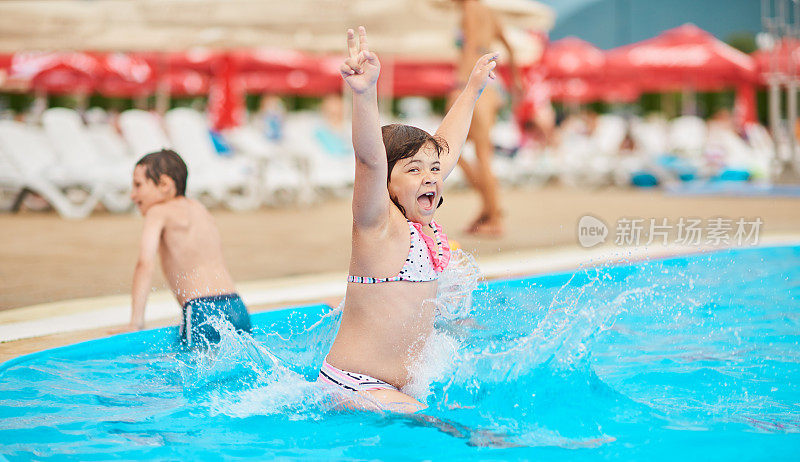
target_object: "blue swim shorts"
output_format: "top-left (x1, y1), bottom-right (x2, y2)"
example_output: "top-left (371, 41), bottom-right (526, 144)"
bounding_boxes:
top-left (180, 293), bottom-right (252, 347)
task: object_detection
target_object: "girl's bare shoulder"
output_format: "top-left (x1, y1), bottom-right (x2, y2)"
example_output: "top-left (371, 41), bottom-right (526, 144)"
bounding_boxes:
top-left (353, 206), bottom-right (408, 241)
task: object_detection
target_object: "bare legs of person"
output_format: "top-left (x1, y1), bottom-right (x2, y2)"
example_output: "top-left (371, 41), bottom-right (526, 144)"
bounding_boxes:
top-left (330, 387), bottom-right (426, 413)
top-left (333, 389), bottom-right (521, 446)
top-left (366, 388), bottom-right (426, 413)
top-left (457, 87), bottom-right (503, 236)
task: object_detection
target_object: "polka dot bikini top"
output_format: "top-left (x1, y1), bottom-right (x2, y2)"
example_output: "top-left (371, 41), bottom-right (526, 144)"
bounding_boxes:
top-left (348, 220), bottom-right (451, 284)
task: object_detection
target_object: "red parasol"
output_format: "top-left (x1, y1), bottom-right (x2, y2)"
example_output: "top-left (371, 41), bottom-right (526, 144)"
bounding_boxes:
top-left (208, 54), bottom-right (244, 130)
top-left (548, 77), bottom-right (639, 104)
top-left (96, 52), bottom-right (156, 97)
top-left (752, 38), bottom-right (800, 84)
top-left (163, 49), bottom-right (220, 74)
top-left (0, 54), bottom-right (12, 72)
top-left (164, 68), bottom-right (211, 96)
top-left (605, 23), bottom-right (757, 92)
top-left (542, 37), bottom-right (605, 80)
top-left (236, 50), bottom-right (341, 95)
top-left (0, 54), bottom-right (12, 87)
top-left (232, 49), bottom-right (318, 73)
top-left (734, 83), bottom-right (757, 128)
top-left (390, 61), bottom-right (455, 97)
top-left (242, 70), bottom-right (341, 95)
top-left (12, 52), bottom-right (101, 94)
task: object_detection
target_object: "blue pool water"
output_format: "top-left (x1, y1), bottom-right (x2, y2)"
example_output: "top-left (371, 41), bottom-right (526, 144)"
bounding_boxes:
top-left (1, 245), bottom-right (799, 460)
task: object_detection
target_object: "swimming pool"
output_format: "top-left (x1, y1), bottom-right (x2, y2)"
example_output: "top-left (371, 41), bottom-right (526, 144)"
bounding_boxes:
top-left (1, 245), bottom-right (799, 460)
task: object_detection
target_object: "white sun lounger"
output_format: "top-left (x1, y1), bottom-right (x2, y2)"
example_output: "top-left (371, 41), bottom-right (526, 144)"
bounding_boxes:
top-left (489, 119), bottom-right (525, 186)
top-left (631, 116), bottom-right (670, 156)
top-left (669, 116), bottom-right (707, 177)
top-left (0, 146), bottom-right (25, 211)
top-left (41, 108), bottom-right (131, 213)
top-left (0, 121), bottom-right (106, 219)
top-left (744, 124), bottom-right (778, 180)
top-left (118, 109), bottom-right (172, 158)
top-left (593, 114), bottom-right (627, 157)
top-left (490, 118), bottom-right (558, 187)
top-left (164, 108), bottom-right (261, 210)
top-left (556, 132), bottom-right (607, 187)
top-left (553, 115), bottom-right (615, 188)
top-left (283, 111), bottom-right (354, 196)
top-left (85, 113), bottom-right (133, 167)
top-left (224, 124), bottom-right (311, 205)
top-left (119, 109), bottom-right (256, 210)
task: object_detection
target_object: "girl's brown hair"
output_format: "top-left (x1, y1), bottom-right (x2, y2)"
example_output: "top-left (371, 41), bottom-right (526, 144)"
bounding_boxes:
top-left (381, 124), bottom-right (448, 214)
top-left (381, 124), bottom-right (448, 183)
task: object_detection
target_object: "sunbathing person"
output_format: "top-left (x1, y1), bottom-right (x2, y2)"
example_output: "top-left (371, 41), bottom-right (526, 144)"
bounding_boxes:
top-left (112, 149), bottom-right (251, 347)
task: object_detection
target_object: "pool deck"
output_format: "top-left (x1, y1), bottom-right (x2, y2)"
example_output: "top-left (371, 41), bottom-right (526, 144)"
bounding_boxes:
top-left (2, 234), bottom-right (799, 363)
top-left (2, 185), bottom-right (800, 362)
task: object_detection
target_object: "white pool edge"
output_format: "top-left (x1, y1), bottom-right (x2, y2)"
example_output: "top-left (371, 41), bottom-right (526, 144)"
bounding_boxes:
top-left (2, 234), bottom-right (799, 343)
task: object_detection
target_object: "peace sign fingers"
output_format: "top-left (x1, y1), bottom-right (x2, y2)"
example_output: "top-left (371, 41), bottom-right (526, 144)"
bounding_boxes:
top-left (347, 29), bottom-right (360, 60)
top-left (340, 25), bottom-right (380, 93)
top-left (343, 29), bottom-right (363, 75)
top-left (357, 26), bottom-right (369, 53)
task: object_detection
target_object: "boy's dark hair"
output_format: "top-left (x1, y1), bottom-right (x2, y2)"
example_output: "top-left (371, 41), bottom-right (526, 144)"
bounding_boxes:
top-left (381, 124), bottom-right (448, 214)
top-left (136, 149), bottom-right (188, 197)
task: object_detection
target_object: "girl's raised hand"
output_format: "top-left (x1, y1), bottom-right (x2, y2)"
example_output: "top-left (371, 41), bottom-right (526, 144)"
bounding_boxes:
top-left (466, 52), bottom-right (498, 95)
top-left (340, 26), bottom-right (380, 94)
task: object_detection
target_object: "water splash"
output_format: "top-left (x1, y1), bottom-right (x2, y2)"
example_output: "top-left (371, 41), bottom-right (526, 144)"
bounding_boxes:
top-left (168, 307), bottom-right (396, 420)
top-left (404, 249), bottom-right (482, 401)
top-left (432, 249), bottom-right (482, 321)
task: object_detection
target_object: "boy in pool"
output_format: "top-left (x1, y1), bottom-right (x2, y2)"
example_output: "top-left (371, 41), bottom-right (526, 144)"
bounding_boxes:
top-left (318, 27), bottom-right (496, 412)
top-left (112, 149), bottom-right (251, 347)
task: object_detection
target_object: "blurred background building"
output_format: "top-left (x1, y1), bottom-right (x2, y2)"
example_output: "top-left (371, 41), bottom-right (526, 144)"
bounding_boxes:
top-left (539, 0), bottom-right (759, 50)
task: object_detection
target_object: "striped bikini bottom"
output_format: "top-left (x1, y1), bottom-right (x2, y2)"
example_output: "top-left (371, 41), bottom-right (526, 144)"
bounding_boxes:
top-left (317, 358), bottom-right (399, 392)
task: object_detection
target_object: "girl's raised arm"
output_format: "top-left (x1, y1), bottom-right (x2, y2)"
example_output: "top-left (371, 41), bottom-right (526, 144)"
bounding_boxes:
top-left (341, 27), bottom-right (391, 228)
top-left (436, 53), bottom-right (498, 178)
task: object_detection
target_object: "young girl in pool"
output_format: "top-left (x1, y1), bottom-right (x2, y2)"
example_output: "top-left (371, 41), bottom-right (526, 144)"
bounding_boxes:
top-left (318, 26), bottom-right (498, 412)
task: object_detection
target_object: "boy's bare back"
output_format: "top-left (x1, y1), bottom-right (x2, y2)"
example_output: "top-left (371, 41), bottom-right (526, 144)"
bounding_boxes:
top-left (120, 150), bottom-right (249, 337)
top-left (149, 197), bottom-right (236, 305)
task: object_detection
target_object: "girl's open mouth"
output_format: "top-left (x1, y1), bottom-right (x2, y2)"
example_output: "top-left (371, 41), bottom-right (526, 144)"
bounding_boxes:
top-left (417, 192), bottom-right (435, 210)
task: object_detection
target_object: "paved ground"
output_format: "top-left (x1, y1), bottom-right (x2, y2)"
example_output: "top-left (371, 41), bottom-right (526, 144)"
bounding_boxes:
top-left (1, 184), bottom-right (799, 362)
top-left (2, 184), bottom-right (799, 310)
